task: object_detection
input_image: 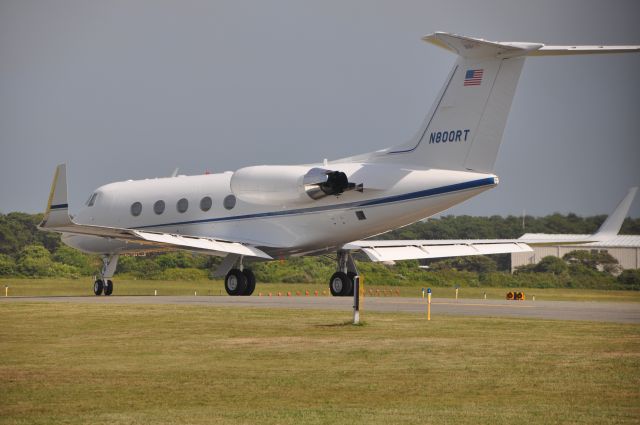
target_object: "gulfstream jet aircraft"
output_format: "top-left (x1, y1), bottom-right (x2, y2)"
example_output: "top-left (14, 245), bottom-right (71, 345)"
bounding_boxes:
top-left (39, 33), bottom-right (640, 297)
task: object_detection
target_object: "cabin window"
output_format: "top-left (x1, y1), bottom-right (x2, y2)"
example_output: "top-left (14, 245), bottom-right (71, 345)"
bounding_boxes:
top-left (200, 196), bottom-right (212, 211)
top-left (86, 193), bottom-right (98, 207)
top-left (130, 202), bottom-right (142, 217)
top-left (177, 198), bottom-right (189, 213)
top-left (355, 210), bottom-right (366, 220)
top-left (153, 200), bottom-right (165, 215)
top-left (223, 195), bottom-right (236, 210)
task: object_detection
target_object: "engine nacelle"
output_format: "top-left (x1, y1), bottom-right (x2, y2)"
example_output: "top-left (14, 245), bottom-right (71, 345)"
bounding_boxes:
top-left (230, 165), bottom-right (357, 205)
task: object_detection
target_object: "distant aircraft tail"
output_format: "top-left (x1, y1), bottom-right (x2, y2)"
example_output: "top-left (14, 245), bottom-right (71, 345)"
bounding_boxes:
top-left (593, 187), bottom-right (638, 239)
top-left (382, 32), bottom-right (640, 173)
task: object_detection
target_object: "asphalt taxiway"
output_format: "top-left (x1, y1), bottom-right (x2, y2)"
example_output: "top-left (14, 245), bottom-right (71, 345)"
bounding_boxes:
top-left (2, 295), bottom-right (639, 324)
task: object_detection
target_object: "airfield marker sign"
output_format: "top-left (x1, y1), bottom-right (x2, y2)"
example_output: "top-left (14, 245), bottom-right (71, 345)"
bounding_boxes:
top-left (427, 288), bottom-right (432, 321)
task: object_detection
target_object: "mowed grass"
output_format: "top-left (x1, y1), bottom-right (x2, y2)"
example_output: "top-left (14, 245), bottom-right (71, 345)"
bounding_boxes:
top-left (2, 277), bottom-right (640, 302)
top-left (1, 303), bottom-right (639, 424)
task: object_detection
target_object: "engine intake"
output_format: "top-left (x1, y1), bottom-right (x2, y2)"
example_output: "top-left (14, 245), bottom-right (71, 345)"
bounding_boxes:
top-left (230, 165), bottom-right (361, 206)
top-left (303, 168), bottom-right (355, 200)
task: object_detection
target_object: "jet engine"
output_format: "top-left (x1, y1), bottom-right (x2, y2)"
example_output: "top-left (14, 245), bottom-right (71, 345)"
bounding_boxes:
top-left (230, 165), bottom-right (361, 206)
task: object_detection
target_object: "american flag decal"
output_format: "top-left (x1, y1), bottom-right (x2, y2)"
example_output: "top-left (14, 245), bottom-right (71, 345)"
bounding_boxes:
top-left (464, 69), bottom-right (483, 86)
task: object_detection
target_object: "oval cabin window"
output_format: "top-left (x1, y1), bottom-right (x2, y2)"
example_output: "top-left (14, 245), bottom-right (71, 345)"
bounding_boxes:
top-left (200, 196), bottom-right (212, 211)
top-left (153, 200), bottom-right (165, 215)
top-left (223, 195), bottom-right (236, 210)
top-left (130, 202), bottom-right (142, 217)
top-left (177, 198), bottom-right (189, 213)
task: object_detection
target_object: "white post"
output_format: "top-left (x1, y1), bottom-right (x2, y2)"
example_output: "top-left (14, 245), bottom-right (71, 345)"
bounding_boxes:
top-left (353, 276), bottom-right (360, 325)
top-left (154, 289), bottom-right (157, 296)
top-left (455, 287), bottom-right (459, 302)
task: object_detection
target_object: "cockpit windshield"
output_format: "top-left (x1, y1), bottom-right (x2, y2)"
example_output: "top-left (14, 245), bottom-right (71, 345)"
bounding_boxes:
top-left (86, 192), bottom-right (98, 207)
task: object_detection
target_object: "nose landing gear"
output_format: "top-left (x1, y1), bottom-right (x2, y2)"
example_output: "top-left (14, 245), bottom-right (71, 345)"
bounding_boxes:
top-left (93, 254), bottom-right (118, 296)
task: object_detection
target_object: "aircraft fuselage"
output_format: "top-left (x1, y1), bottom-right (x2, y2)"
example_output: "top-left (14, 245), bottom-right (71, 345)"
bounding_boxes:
top-left (64, 164), bottom-right (497, 258)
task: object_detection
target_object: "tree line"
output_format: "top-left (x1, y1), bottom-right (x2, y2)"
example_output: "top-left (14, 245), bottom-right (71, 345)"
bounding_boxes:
top-left (1, 211), bottom-right (638, 289)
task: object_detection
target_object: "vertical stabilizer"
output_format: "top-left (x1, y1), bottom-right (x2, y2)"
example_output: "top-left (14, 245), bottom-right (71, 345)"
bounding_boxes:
top-left (593, 187), bottom-right (638, 239)
top-left (382, 33), bottom-right (640, 173)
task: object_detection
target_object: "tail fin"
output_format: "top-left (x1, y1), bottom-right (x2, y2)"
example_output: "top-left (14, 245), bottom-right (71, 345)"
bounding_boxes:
top-left (39, 164), bottom-right (74, 229)
top-left (385, 32), bottom-right (640, 173)
top-left (592, 187), bottom-right (638, 240)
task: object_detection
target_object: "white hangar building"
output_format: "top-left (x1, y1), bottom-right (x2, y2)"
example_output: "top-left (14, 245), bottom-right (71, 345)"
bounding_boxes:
top-left (511, 187), bottom-right (639, 272)
top-left (511, 234), bottom-right (640, 272)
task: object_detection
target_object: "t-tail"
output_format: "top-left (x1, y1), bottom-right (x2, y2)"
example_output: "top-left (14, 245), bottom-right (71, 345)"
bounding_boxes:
top-left (378, 32), bottom-right (640, 172)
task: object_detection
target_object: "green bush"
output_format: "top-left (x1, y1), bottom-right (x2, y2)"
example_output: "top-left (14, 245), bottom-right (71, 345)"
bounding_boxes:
top-left (0, 253), bottom-right (16, 275)
top-left (534, 256), bottom-right (568, 275)
top-left (430, 256), bottom-right (497, 273)
top-left (117, 256), bottom-right (162, 278)
top-left (156, 252), bottom-right (212, 270)
top-left (563, 250), bottom-right (619, 274)
top-left (160, 268), bottom-right (209, 281)
top-left (17, 245), bottom-right (54, 277)
top-left (617, 269), bottom-right (640, 287)
top-left (53, 245), bottom-right (97, 275)
top-left (16, 244), bottom-right (80, 278)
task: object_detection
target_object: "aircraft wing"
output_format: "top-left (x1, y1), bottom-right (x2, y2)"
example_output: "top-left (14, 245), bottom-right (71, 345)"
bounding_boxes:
top-left (38, 164), bottom-right (272, 259)
top-left (347, 186), bottom-right (638, 262)
top-left (343, 239), bottom-right (532, 262)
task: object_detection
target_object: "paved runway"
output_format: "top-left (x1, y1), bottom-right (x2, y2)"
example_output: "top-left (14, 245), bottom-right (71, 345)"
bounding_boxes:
top-left (2, 295), bottom-right (639, 323)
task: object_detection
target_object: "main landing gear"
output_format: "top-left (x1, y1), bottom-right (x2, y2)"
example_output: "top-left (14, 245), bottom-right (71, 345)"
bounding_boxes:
top-left (93, 254), bottom-right (119, 296)
top-left (329, 251), bottom-right (358, 297)
top-left (214, 255), bottom-right (256, 296)
top-left (224, 268), bottom-right (256, 296)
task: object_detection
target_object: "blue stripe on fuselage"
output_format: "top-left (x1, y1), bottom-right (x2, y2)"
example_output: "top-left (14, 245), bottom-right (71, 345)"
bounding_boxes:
top-left (132, 177), bottom-right (496, 230)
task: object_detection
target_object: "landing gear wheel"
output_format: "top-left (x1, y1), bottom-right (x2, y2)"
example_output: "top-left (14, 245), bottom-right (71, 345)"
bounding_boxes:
top-left (329, 272), bottom-right (352, 297)
top-left (225, 269), bottom-right (247, 296)
top-left (104, 280), bottom-right (113, 296)
top-left (93, 279), bottom-right (104, 296)
top-left (347, 272), bottom-right (357, 296)
top-left (242, 269), bottom-right (256, 296)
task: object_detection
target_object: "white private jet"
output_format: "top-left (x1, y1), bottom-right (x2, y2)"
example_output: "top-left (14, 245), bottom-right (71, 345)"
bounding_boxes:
top-left (39, 33), bottom-right (640, 297)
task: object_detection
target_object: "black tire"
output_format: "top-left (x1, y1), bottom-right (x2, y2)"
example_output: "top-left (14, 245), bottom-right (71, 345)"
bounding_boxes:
top-left (347, 272), bottom-right (358, 296)
top-left (329, 272), bottom-right (352, 297)
top-left (242, 269), bottom-right (256, 296)
top-left (93, 279), bottom-right (104, 296)
top-left (225, 269), bottom-right (247, 296)
top-left (104, 280), bottom-right (113, 296)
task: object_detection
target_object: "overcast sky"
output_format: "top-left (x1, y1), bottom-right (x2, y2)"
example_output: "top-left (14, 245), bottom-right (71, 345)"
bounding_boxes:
top-left (1, 0), bottom-right (639, 218)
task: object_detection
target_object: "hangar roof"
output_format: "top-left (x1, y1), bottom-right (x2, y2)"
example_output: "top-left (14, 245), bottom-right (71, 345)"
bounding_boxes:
top-left (519, 233), bottom-right (640, 248)
top-left (582, 235), bottom-right (640, 247)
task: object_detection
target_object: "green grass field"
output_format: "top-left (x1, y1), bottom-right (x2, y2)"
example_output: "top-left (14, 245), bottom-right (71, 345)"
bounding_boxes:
top-left (2, 277), bottom-right (640, 302)
top-left (1, 302), bottom-right (638, 424)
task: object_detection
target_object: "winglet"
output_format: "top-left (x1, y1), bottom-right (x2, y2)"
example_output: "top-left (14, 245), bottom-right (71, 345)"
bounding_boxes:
top-left (40, 164), bottom-right (74, 229)
top-left (593, 187), bottom-right (638, 240)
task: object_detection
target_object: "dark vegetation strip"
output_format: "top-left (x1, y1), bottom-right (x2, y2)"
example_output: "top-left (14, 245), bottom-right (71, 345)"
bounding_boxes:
top-left (0, 212), bottom-right (638, 289)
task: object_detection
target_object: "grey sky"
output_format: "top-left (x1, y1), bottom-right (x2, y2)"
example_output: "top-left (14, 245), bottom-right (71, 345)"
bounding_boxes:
top-left (1, 0), bottom-right (639, 218)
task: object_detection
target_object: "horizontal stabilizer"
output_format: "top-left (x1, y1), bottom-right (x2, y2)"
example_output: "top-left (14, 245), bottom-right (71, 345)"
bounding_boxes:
top-left (424, 32), bottom-right (640, 59)
top-left (530, 45), bottom-right (640, 56)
